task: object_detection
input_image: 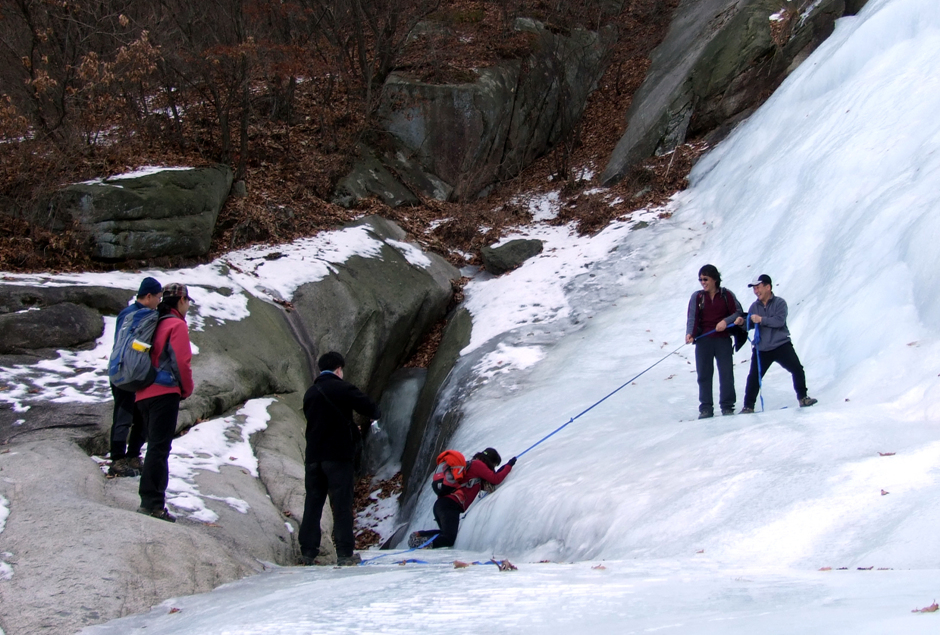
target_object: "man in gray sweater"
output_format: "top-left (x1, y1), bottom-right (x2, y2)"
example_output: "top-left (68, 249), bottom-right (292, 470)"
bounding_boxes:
top-left (741, 274), bottom-right (818, 413)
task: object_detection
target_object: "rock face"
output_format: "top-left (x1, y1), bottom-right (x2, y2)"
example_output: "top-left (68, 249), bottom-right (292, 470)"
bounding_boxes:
top-left (400, 307), bottom-right (472, 502)
top-left (482, 239), bottom-right (544, 275)
top-left (601, 0), bottom-right (867, 184)
top-left (335, 19), bottom-right (615, 206)
top-left (43, 165), bottom-right (233, 260)
top-left (0, 302), bottom-right (103, 353)
top-left (0, 216), bottom-right (459, 634)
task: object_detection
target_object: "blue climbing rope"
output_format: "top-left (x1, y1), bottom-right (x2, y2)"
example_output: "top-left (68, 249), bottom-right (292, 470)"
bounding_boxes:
top-left (516, 333), bottom-right (707, 458)
top-left (359, 533), bottom-right (438, 565)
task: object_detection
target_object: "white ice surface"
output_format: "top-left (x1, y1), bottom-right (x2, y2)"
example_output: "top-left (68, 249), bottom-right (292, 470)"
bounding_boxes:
top-left (55, 0), bottom-right (940, 631)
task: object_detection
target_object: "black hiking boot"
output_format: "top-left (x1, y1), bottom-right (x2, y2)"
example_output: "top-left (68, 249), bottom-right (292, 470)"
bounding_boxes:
top-left (336, 553), bottom-right (361, 566)
top-left (721, 408), bottom-right (735, 416)
top-left (799, 397), bottom-right (818, 408)
top-left (300, 553), bottom-right (318, 566)
top-left (138, 506), bottom-right (176, 523)
top-left (739, 407), bottom-right (755, 414)
top-left (698, 411), bottom-right (714, 420)
top-left (107, 458), bottom-right (140, 478)
top-left (126, 455), bottom-right (143, 471)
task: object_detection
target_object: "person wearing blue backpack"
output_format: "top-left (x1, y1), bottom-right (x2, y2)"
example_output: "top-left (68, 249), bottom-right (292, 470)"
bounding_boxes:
top-left (107, 277), bottom-right (161, 478)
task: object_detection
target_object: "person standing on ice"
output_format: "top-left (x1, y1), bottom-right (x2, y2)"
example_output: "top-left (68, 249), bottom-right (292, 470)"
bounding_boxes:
top-left (740, 274), bottom-right (817, 413)
top-left (108, 276), bottom-right (161, 478)
top-left (685, 264), bottom-right (746, 418)
top-left (409, 448), bottom-right (515, 549)
top-left (299, 351), bottom-right (381, 566)
top-left (136, 283), bottom-right (194, 522)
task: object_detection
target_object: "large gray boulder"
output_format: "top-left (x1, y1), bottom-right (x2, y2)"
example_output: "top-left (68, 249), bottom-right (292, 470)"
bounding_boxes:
top-left (0, 436), bottom-right (275, 635)
top-left (42, 165), bottom-right (232, 260)
top-left (336, 20), bottom-right (615, 206)
top-left (601, 0), bottom-right (865, 184)
top-left (0, 302), bottom-right (103, 353)
top-left (290, 216), bottom-right (459, 398)
top-left (482, 239), bottom-right (544, 275)
top-left (0, 284), bottom-right (131, 316)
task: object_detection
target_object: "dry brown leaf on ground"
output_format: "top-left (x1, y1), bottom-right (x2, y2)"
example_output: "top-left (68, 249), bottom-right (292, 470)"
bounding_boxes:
top-left (881, 490), bottom-right (889, 496)
top-left (592, 564), bottom-right (606, 570)
top-left (819, 567), bottom-right (832, 571)
top-left (494, 559), bottom-right (517, 571)
top-left (454, 561), bottom-right (470, 569)
top-left (879, 452), bottom-right (896, 456)
top-left (912, 602), bottom-right (938, 613)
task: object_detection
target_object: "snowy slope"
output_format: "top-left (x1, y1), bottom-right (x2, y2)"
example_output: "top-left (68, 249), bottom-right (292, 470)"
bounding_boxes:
top-left (69, 0), bottom-right (940, 630)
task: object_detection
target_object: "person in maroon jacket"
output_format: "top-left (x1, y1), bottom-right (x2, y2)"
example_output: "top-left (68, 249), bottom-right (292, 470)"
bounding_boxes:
top-left (685, 264), bottom-right (745, 419)
top-left (136, 283), bottom-right (195, 523)
top-left (409, 448), bottom-right (515, 549)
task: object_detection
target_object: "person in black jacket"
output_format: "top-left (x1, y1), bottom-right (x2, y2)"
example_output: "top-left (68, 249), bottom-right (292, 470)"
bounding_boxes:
top-left (298, 351), bottom-right (381, 566)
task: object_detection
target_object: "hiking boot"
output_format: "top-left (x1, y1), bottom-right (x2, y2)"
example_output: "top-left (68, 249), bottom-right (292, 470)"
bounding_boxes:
top-left (336, 553), bottom-right (361, 566)
top-left (739, 407), bottom-right (755, 414)
top-left (107, 458), bottom-right (140, 478)
top-left (138, 506), bottom-right (176, 523)
top-left (300, 553), bottom-right (318, 566)
top-left (126, 455), bottom-right (143, 471)
top-left (409, 532), bottom-right (434, 549)
top-left (799, 397), bottom-right (818, 408)
top-left (721, 409), bottom-right (735, 416)
top-left (698, 411), bottom-right (714, 420)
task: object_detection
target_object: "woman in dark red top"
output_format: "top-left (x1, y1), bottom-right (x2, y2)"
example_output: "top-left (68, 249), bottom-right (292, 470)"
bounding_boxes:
top-left (410, 448), bottom-right (515, 548)
top-left (684, 265), bottom-right (744, 419)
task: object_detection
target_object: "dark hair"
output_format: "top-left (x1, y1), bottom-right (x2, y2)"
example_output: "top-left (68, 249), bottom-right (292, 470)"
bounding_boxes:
top-left (157, 295), bottom-right (182, 317)
top-left (698, 264), bottom-right (721, 286)
top-left (317, 351), bottom-right (345, 372)
top-left (473, 447), bottom-right (501, 469)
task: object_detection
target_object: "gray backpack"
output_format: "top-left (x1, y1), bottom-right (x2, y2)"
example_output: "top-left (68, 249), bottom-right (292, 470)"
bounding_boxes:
top-left (108, 308), bottom-right (161, 391)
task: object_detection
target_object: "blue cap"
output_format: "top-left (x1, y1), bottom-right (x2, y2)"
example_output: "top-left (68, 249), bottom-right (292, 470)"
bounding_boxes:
top-left (137, 277), bottom-right (162, 297)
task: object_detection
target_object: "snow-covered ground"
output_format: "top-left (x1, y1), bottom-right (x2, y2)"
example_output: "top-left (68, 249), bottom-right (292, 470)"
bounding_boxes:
top-left (2, 0), bottom-right (938, 631)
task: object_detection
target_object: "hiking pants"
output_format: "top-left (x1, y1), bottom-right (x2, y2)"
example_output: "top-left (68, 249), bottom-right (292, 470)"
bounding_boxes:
top-left (110, 383), bottom-right (146, 461)
top-left (138, 393), bottom-right (181, 511)
top-left (299, 461), bottom-right (355, 558)
top-left (695, 336), bottom-right (736, 414)
top-left (418, 496), bottom-right (463, 548)
top-left (743, 341), bottom-right (808, 408)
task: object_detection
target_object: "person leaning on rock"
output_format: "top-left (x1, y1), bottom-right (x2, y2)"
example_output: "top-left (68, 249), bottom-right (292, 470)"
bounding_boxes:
top-left (741, 274), bottom-right (817, 413)
top-left (136, 283), bottom-right (195, 522)
top-left (299, 352), bottom-right (381, 566)
top-left (108, 276), bottom-right (161, 478)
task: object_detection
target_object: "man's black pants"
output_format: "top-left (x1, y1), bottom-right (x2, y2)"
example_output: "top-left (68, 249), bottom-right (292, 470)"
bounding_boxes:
top-left (695, 335), bottom-right (736, 414)
top-left (414, 496), bottom-right (463, 548)
top-left (299, 461), bottom-right (356, 558)
top-left (743, 341), bottom-right (808, 408)
top-left (138, 393), bottom-right (181, 511)
top-left (110, 384), bottom-right (146, 461)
